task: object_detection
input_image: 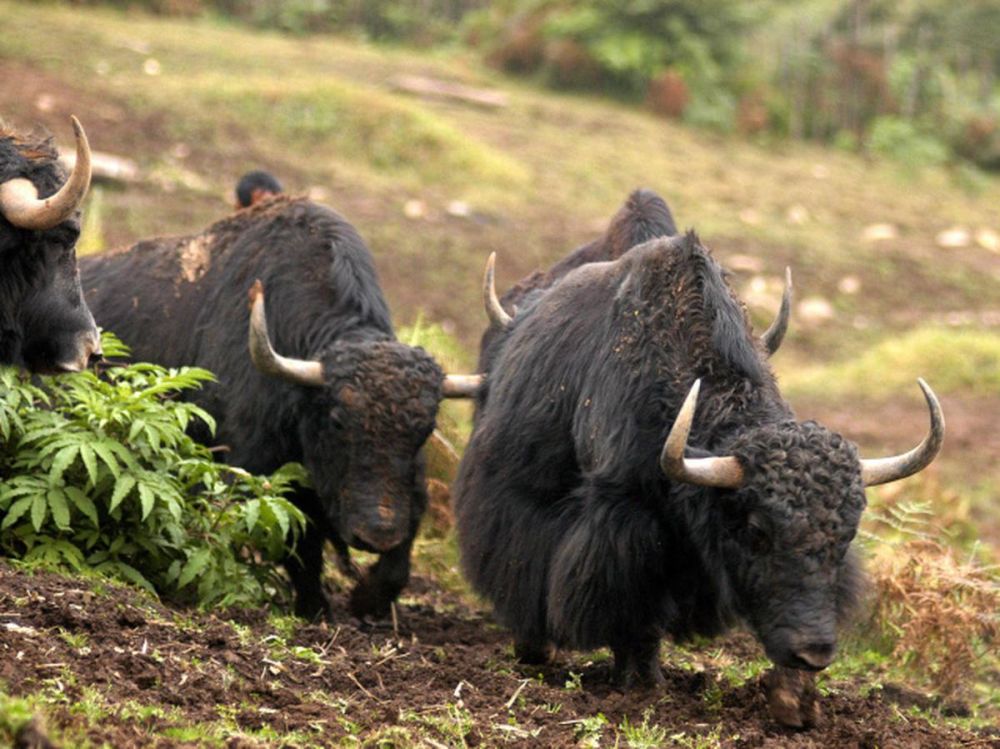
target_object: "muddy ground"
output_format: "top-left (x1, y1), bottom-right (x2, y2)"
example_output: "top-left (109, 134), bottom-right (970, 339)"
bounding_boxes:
top-left (2, 562), bottom-right (995, 748)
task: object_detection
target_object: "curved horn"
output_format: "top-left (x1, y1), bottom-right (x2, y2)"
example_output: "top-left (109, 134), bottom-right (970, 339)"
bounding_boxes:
top-left (483, 252), bottom-right (514, 329)
top-left (760, 267), bottom-right (792, 356)
top-left (247, 280), bottom-right (325, 387)
top-left (860, 379), bottom-right (944, 486)
top-left (0, 115), bottom-right (92, 230)
top-left (659, 379), bottom-right (744, 488)
top-left (442, 374), bottom-right (483, 398)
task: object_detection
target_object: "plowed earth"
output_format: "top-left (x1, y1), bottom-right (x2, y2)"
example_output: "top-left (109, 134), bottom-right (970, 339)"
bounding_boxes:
top-left (2, 563), bottom-right (995, 748)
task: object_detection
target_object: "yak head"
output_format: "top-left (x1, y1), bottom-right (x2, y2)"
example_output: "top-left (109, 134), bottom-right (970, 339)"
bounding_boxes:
top-left (0, 117), bottom-right (101, 374)
top-left (661, 378), bottom-right (944, 672)
top-left (247, 281), bottom-right (480, 552)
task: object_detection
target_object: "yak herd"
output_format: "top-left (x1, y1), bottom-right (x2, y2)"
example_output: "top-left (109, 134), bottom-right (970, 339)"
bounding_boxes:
top-left (1, 117), bottom-right (944, 727)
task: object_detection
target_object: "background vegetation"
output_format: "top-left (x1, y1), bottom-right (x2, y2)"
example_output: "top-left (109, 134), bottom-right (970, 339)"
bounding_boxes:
top-left (59, 0), bottom-right (1000, 170)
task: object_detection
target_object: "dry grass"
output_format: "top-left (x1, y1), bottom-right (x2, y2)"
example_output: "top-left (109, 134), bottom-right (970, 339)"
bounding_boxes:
top-left (865, 515), bottom-right (999, 697)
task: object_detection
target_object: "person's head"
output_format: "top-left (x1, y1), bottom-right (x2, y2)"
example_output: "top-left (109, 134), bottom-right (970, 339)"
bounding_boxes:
top-left (235, 170), bottom-right (283, 208)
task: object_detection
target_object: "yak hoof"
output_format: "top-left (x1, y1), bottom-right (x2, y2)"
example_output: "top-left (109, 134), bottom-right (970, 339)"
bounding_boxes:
top-left (612, 640), bottom-right (665, 689)
top-left (293, 588), bottom-right (336, 622)
top-left (765, 667), bottom-right (822, 729)
top-left (514, 640), bottom-right (552, 665)
top-left (613, 663), bottom-right (666, 690)
top-left (348, 576), bottom-right (393, 620)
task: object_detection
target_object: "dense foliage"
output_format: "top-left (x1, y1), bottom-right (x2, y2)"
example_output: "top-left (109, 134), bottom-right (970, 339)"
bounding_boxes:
top-left (0, 336), bottom-right (307, 608)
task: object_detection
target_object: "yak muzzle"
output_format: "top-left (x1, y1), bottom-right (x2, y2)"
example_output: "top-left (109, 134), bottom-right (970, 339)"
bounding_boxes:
top-left (56, 328), bottom-right (103, 373)
top-left (348, 499), bottom-right (408, 553)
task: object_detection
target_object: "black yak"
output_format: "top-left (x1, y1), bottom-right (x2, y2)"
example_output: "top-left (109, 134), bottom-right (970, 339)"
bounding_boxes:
top-left (454, 233), bottom-right (942, 726)
top-left (1, 116), bottom-right (101, 373)
top-left (81, 196), bottom-right (479, 620)
top-left (480, 188), bottom-right (789, 377)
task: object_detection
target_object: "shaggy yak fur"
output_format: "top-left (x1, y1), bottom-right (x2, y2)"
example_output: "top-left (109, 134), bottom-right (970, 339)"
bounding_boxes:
top-left (454, 233), bottom-right (866, 686)
top-left (0, 124), bottom-right (98, 373)
top-left (478, 188), bottom-right (677, 375)
top-left (81, 196), bottom-right (444, 620)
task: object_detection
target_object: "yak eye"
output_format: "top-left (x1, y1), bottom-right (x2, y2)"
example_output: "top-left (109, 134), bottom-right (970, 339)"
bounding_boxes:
top-left (746, 521), bottom-right (771, 554)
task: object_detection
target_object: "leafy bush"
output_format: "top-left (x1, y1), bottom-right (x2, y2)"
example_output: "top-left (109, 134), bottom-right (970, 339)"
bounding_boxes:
top-left (0, 336), bottom-right (307, 608)
top-left (867, 116), bottom-right (950, 169)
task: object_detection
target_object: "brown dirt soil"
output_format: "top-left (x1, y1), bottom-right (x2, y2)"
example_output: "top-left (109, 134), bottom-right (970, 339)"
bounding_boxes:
top-left (2, 563), bottom-right (996, 748)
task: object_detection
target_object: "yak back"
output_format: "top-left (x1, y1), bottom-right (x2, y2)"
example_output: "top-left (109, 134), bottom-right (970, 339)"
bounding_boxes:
top-left (478, 189), bottom-right (677, 375)
top-left (80, 196), bottom-right (394, 471)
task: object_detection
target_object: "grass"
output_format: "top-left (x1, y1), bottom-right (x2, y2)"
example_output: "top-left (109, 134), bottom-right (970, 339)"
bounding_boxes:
top-left (781, 326), bottom-right (1000, 399)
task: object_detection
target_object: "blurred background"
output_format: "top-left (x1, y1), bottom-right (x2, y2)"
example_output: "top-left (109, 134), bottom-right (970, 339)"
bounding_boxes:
top-left (2, 0), bottom-right (998, 718)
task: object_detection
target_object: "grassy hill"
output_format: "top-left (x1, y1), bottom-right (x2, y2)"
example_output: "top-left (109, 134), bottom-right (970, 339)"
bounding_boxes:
top-left (1, 2), bottom-right (998, 745)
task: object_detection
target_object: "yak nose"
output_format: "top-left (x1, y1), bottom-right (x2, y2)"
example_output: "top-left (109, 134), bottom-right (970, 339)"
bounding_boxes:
top-left (87, 338), bottom-right (104, 366)
top-left (351, 500), bottom-right (406, 552)
top-left (793, 641), bottom-right (835, 670)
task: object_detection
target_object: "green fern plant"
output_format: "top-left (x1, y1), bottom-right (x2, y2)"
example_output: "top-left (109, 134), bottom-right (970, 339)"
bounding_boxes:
top-left (0, 334), bottom-right (307, 608)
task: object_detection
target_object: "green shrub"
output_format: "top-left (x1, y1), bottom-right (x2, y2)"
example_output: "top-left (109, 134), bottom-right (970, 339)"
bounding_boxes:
top-left (867, 116), bottom-right (950, 169)
top-left (0, 335), bottom-right (307, 608)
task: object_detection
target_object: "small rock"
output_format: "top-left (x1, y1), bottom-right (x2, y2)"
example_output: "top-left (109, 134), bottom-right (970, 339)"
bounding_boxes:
top-left (975, 228), bottom-right (1000, 253)
top-left (95, 60), bottom-right (111, 76)
top-left (446, 200), bottom-right (471, 218)
top-left (34, 93), bottom-right (56, 113)
top-left (935, 226), bottom-right (971, 248)
top-left (727, 254), bottom-right (763, 273)
top-left (143, 58), bottom-right (161, 76)
top-left (739, 208), bottom-right (761, 226)
top-left (403, 199), bottom-right (426, 220)
top-left (798, 297), bottom-right (835, 325)
top-left (171, 143), bottom-right (190, 160)
top-left (307, 185), bottom-right (330, 202)
top-left (838, 275), bottom-right (861, 295)
top-left (861, 223), bottom-right (898, 242)
top-left (811, 164), bottom-right (829, 179)
top-left (785, 204), bottom-right (809, 225)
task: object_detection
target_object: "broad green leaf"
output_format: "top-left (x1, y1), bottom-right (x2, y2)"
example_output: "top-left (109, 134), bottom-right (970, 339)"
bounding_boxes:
top-left (244, 499), bottom-right (261, 533)
top-left (177, 549), bottom-right (212, 589)
top-left (91, 441), bottom-right (121, 479)
top-left (49, 444), bottom-right (80, 484)
top-left (2, 496), bottom-right (33, 529)
top-left (65, 487), bottom-right (99, 527)
top-left (79, 444), bottom-right (99, 487)
top-left (47, 488), bottom-right (71, 530)
top-left (138, 482), bottom-right (155, 521)
top-left (109, 475), bottom-right (136, 513)
top-left (265, 498), bottom-right (290, 537)
top-left (128, 418), bottom-right (146, 443)
top-left (30, 493), bottom-right (47, 532)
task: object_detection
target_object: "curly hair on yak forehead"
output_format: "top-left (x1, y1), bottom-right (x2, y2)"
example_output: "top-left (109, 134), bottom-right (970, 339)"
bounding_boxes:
top-left (724, 421), bottom-right (867, 548)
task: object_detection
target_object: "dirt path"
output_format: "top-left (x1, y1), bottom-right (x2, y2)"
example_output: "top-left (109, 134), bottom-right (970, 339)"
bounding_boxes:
top-left (1, 563), bottom-right (994, 748)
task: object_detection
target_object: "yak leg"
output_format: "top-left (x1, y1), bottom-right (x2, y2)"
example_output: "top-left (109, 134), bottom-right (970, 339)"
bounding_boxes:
top-left (330, 535), bottom-right (362, 581)
top-left (350, 539), bottom-right (413, 619)
top-left (765, 667), bottom-right (822, 728)
top-left (287, 520), bottom-right (334, 621)
top-left (611, 634), bottom-right (665, 688)
top-left (514, 639), bottom-right (553, 665)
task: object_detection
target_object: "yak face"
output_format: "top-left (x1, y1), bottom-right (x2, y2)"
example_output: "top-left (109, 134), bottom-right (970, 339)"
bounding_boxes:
top-left (717, 420), bottom-right (866, 671)
top-left (299, 341), bottom-right (444, 553)
top-left (1, 132), bottom-right (100, 373)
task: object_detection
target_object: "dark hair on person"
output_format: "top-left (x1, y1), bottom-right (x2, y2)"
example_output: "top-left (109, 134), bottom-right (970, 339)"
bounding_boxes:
top-left (235, 170), bottom-right (283, 208)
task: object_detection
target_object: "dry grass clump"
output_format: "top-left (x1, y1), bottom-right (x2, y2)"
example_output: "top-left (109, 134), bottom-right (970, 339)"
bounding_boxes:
top-left (866, 520), bottom-right (999, 697)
